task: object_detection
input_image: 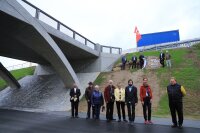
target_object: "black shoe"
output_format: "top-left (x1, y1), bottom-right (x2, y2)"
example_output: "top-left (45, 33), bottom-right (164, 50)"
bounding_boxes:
top-left (129, 120), bottom-right (133, 124)
top-left (111, 118), bottom-right (116, 121)
top-left (107, 119), bottom-right (111, 122)
top-left (178, 125), bottom-right (183, 129)
top-left (123, 119), bottom-right (128, 122)
top-left (86, 117), bottom-right (90, 119)
top-left (118, 119), bottom-right (121, 122)
top-left (171, 124), bottom-right (177, 128)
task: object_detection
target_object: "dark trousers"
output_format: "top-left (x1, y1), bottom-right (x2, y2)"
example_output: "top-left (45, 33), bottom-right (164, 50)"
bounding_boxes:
top-left (116, 101), bottom-right (126, 120)
top-left (127, 102), bottom-right (135, 122)
top-left (169, 101), bottom-right (183, 126)
top-left (87, 102), bottom-right (95, 118)
top-left (160, 59), bottom-right (165, 67)
top-left (142, 98), bottom-right (152, 121)
top-left (71, 101), bottom-right (79, 117)
top-left (94, 104), bottom-right (101, 119)
top-left (140, 61), bottom-right (144, 69)
top-left (106, 102), bottom-right (114, 120)
top-left (132, 61), bottom-right (137, 69)
top-left (121, 63), bottom-right (126, 70)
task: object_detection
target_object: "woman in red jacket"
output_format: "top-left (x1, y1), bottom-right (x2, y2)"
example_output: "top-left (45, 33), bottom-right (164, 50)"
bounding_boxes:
top-left (140, 77), bottom-right (153, 124)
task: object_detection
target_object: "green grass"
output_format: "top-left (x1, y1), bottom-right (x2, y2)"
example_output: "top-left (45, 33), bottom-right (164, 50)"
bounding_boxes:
top-left (0, 66), bottom-right (35, 90)
top-left (80, 72), bottom-right (107, 102)
top-left (153, 94), bottom-right (170, 116)
top-left (123, 43), bottom-right (200, 119)
top-left (93, 72), bottom-right (107, 85)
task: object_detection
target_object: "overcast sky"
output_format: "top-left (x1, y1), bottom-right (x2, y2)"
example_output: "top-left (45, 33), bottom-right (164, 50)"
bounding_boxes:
top-left (1, 0), bottom-right (200, 67)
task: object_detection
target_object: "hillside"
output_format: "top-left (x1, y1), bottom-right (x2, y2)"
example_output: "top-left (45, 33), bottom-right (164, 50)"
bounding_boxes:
top-left (79, 43), bottom-right (200, 119)
top-left (0, 66), bottom-right (35, 90)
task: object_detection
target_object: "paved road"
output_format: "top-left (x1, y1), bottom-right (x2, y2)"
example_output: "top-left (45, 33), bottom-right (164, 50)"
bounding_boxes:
top-left (0, 109), bottom-right (199, 133)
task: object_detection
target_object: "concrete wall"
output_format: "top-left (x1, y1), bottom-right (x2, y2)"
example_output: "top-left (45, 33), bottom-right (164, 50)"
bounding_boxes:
top-left (70, 53), bottom-right (121, 73)
top-left (0, 0), bottom-right (122, 90)
top-left (36, 52), bottom-right (121, 74)
top-left (1, 0), bottom-right (81, 89)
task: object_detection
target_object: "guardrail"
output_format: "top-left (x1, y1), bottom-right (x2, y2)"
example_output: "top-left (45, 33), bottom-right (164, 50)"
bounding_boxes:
top-left (122, 38), bottom-right (200, 54)
top-left (20, 0), bottom-right (97, 50)
top-left (19, 0), bottom-right (122, 54)
top-left (138, 38), bottom-right (200, 52)
top-left (101, 45), bottom-right (122, 54)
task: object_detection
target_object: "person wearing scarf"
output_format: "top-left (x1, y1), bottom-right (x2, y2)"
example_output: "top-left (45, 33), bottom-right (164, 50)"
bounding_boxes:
top-left (140, 77), bottom-right (153, 124)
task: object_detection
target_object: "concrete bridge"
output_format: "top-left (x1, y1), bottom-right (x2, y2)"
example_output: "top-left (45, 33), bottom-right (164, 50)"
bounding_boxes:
top-left (0, 0), bottom-right (122, 90)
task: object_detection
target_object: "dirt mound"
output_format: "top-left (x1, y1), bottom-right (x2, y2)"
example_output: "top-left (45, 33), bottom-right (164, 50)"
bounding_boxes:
top-left (79, 69), bottom-right (161, 117)
top-left (112, 56), bottom-right (161, 71)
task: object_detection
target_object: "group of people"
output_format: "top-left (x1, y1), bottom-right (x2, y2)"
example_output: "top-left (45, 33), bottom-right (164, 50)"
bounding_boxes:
top-left (121, 53), bottom-right (147, 70)
top-left (159, 50), bottom-right (172, 68)
top-left (121, 49), bottom-right (172, 70)
top-left (69, 77), bottom-right (186, 128)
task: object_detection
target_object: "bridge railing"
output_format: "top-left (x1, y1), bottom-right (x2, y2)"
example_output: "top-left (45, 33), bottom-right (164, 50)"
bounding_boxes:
top-left (19, 0), bottom-right (97, 50)
top-left (138, 38), bottom-right (200, 52)
top-left (101, 45), bottom-right (122, 54)
top-left (18, 0), bottom-right (121, 54)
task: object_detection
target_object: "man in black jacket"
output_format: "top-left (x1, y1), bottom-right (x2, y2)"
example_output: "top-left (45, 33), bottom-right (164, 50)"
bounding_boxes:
top-left (139, 52), bottom-right (144, 69)
top-left (70, 83), bottom-right (81, 118)
top-left (131, 55), bottom-right (137, 69)
top-left (85, 82), bottom-right (95, 119)
top-left (167, 77), bottom-right (186, 128)
top-left (159, 50), bottom-right (165, 67)
top-left (125, 79), bottom-right (138, 123)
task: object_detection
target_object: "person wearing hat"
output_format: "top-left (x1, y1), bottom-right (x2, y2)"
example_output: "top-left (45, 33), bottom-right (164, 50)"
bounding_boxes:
top-left (165, 50), bottom-right (171, 68)
top-left (85, 82), bottom-right (95, 119)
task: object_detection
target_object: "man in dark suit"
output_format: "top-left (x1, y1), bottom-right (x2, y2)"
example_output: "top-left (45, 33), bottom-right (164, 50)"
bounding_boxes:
top-left (159, 50), bottom-right (165, 67)
top-left (139, 52), bottom-right (144, 69)
top-left (70, 83), bottom-right (81, 118)
top-left (121, 55), bottom-right (127, 70)
top-left (125, 79), bottom-right (138, 123)
top-left (131, 55), bottom-right (137, 69)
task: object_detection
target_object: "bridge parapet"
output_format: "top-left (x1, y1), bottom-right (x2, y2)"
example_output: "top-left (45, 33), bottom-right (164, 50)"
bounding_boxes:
top-left (18, 0), bottom-right (121, 54)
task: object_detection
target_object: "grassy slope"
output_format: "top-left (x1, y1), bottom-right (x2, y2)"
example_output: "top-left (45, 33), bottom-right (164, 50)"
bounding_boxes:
top-left (124, 44), bottom-right (200, 119)
top-left (0, 66), bottom-right (35, 90)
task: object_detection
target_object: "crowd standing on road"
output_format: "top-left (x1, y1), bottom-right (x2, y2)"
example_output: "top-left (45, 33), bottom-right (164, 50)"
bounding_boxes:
top-left (69, 76), bottom-right (186, 129)
top-left (69, 50), bottom-right (186, 129)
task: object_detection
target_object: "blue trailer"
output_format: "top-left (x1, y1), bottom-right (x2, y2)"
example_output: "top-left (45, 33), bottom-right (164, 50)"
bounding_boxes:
top-left (137, 30), bottom-right (180, 47)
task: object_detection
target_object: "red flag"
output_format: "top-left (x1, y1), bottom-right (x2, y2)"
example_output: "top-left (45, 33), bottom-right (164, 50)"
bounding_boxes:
top-left (134, 26), bottom-right (141, 43)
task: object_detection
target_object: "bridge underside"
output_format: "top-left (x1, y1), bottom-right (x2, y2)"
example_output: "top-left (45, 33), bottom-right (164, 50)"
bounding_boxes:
top-left (0, 0), bottom-right (121, 91)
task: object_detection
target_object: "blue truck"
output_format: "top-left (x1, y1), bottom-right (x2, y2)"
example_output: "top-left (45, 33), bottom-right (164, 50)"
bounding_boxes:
top-left (137, 30), bottom-right (180, 47)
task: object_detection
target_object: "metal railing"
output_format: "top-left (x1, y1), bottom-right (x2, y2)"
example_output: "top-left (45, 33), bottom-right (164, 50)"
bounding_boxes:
top-left (19, 0), bottom-right (121, 54)
top-left (101, 45), bottom-right (122, 54)
top-left (20, 0), bottom-right (97, 50)
top-left (137, 38), bottom-right (200, 52)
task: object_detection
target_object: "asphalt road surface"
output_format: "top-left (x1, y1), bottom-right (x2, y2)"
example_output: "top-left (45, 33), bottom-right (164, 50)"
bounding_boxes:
top-left (0, 109), bottom-right (199, 133)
